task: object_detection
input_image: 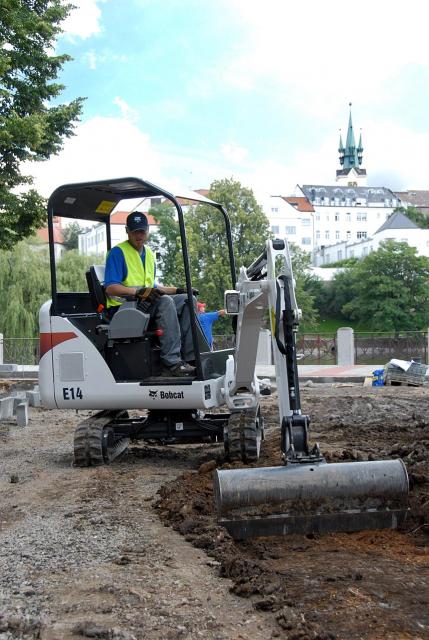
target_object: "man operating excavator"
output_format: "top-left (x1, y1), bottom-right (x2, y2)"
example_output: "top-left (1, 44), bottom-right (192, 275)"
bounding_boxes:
top-left (104, 211), bottom-right (196, 377)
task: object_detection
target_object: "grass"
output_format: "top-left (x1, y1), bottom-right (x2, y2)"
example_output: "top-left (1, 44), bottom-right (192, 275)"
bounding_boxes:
top-left (300, 317), bottom-right (376, 335)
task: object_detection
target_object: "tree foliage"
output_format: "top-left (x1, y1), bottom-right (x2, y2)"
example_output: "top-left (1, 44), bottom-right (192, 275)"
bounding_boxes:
top-left (150, 201), bottom-right (185, 286)
top-left (62, 221), bottom-right (81, 250)
top-left (0, 0), bottom-right (84, 249)
top-left (288, 244), bottom-right (319, 329)
top-left (0, 244), bottom-right (93, 337)
top-left (185, 178), bottom-right (271, 310)
top-left (151, 179), bottom-right (319, 330)
top-left (341, 241), bottom-right (429, 332)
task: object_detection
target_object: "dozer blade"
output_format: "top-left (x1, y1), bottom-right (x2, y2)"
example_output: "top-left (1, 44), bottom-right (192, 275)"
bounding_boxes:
top-left (213, 459), bottom-right (409, 539)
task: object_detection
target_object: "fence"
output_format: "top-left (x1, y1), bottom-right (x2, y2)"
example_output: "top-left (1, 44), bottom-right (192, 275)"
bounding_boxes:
top-left (354, 331), bottom-right (427, 364)
top-left (0, 337), bottom-right (40, 366)
top-left (212, 333), bottom-right (337, 364)
top-left (0, 331), bottom-right (427, 368)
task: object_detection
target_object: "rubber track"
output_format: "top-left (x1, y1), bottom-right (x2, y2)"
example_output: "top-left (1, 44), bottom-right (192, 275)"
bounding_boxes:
top-left (73, 410), bottom-right (129, 467)
top-left (227, 408), bottom-right (261, 463)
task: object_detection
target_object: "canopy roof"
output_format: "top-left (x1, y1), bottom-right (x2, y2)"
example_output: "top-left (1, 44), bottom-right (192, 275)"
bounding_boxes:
top-left (47, 177), bottom-right (220, 223)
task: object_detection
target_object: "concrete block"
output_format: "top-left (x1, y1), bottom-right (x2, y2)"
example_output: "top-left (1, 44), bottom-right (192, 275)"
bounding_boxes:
top-left (16, 402), bottom-right (29, 427)
top-left (0, 364), bottom-right (18, 372)
top-left (26, 390), bottom-right (41, 407)
top-left (0, 397), bottom-right (14, 420)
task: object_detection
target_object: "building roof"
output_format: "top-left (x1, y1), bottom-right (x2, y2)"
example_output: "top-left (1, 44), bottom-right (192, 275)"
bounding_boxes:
top-left (394, 190), bottom-right (429, 213)
top-left (301, 184), bottom-right (398, 204)
top-left (375, 211), bottom-right (419, 233)
top-left (336, 167), bottom-right (367, 177)
top-left (283, 196), bottom-right (315, 212)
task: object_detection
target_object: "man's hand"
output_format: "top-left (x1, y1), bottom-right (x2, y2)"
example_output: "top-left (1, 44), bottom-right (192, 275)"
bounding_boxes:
top-left (176, 287), bottom-right (199, 296)
top-left (135, 287), bottom-right (164, 304)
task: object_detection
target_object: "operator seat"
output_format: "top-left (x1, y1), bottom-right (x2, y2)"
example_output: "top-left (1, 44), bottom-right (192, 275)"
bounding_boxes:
top-left (86, 265), bottom-right (107, 313)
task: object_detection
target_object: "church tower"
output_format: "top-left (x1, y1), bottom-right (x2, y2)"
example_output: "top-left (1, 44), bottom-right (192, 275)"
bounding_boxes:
top-left (336, 104), bottom-right (367, 186)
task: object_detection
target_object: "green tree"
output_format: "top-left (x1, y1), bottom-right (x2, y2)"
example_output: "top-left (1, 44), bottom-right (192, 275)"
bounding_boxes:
top-left (394, 206), bottom-right (429, 228)
top-left (62, 221), bottom-right (81, 250)
top-left (288, 244), bottom-right (319, 329)
top-left (323, 267), bottom-right (359, 319)
top-left (185, 178), bottom-right (271, 310)
top-left (342, 241), bottom-right (429, 333)
top-left (0, 244), bottom-right (93, 337)
top-left (149, 201), bottom-right (185, 286)
top-left (0, 0), bottom-right (84, 249)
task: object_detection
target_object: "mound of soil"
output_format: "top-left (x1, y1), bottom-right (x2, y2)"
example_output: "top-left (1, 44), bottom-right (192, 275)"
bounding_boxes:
top-left (156, 386), bottom-right (429, 639)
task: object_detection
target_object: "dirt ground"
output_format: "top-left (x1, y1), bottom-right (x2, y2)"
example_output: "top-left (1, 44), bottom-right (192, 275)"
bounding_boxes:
top-left (0, 381), bottom-right (428, 639)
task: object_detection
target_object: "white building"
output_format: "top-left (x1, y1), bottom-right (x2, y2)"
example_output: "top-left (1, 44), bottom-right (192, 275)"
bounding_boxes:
top-left (264, 195), bottom-right (315, 251)
top-left (263, 105), bottom-right (402, 262)
top-left (78, 209), bottom-right (160, 257)
top-left (313, 211), bottom-right (429, 266)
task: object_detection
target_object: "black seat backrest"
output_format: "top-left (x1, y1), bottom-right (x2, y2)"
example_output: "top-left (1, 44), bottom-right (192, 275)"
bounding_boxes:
top-left (86, 265), bottom-right (107, 310)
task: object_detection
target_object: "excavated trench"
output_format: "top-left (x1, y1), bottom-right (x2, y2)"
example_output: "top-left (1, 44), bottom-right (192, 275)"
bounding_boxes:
top-left (156, 385), bottom-right (429, 639)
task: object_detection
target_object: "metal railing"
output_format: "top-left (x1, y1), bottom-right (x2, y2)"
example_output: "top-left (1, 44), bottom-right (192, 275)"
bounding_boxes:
top-left (0, 331), bottom-right (426, 369)
top-left (355, 331), bottom-right (427, 364)
top-left (1, 338), bottom-right (40, 366)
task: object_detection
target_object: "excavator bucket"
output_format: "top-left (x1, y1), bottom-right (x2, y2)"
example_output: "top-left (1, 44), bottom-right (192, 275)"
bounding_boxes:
top-left (214, 459), bottom-right (409, 539)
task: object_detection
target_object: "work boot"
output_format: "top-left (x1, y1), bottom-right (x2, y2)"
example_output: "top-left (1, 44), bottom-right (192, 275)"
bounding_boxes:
top-left (161, 361), bottom-right (195, 377)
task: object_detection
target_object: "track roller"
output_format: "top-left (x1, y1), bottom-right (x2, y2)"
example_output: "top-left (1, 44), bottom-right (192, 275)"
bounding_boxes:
top-left (73, 410), bottom-right (130, 467)
top-left (224, 407), bottom-right (263, 463)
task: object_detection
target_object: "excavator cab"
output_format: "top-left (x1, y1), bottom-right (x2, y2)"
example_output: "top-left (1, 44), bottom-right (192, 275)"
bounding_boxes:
top-left (39, 177), bottom-right (261, 466)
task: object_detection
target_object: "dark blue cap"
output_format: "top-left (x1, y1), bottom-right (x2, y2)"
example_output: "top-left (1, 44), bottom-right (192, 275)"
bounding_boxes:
top-left (126, 211), bottom-right (149, 231)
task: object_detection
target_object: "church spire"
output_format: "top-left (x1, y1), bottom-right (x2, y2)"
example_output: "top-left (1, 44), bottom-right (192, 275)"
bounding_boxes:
top-left (342, 103), bottom-right (362, 169)
top-left (336, 104), bottom-right (366, 186)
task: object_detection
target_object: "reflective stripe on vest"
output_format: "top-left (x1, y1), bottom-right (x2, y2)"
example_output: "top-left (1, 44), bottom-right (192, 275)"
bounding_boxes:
top-left (106, 241), bottom-right (156, 308)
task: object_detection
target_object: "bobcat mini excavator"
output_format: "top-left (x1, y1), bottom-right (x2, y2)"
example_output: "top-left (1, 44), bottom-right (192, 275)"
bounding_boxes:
top-left (39, 177), bottom-right (409, 539)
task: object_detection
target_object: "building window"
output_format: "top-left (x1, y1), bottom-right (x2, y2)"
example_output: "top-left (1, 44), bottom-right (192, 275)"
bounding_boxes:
top-left (271, 225), bottom-right (279, 234)
top-left (347, 231), bottom-right (351, 239)
top-left (335, 230), bottom-right (340, 240)
top-left (357, 231), bottom-right (367, 239)
top-left (346, 212), bottom-right (351, 221)
top-left (363, 247), bottom-right (368, 256)
top-left (325, 230), bottom-right (330, 240)
top-left (285, 226), bottom-right (296, 234)
top-left (356, 213), bottom-right (367, 222)
top-left (326, 214), bottom-right (329, 222)
top-left (302, 218), bottom-right (311, 226)
top-left (337, 250), bottom-right (342, 260)
top-left (301, 237), bottom-right (311, 245)
top-left (316, 214), bottom-right (320, 221)
top-left (316, 230), bottom-right (320, 240)
top-left (271, 207), bottom-right (279, 213)
top-left (335, 212), bottom-right (339, 221)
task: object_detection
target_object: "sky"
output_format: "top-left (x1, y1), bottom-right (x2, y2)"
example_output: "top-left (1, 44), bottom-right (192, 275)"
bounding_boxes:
top-left (26, 0), bottom-right (429, 203)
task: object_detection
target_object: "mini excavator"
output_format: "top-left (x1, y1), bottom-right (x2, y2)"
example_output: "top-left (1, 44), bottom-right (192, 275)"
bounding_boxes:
top-left (39, 177), bottom-right (409, 538)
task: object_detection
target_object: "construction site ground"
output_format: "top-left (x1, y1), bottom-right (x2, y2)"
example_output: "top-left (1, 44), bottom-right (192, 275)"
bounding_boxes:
top-left (0, 381), bottom-right (428, 639)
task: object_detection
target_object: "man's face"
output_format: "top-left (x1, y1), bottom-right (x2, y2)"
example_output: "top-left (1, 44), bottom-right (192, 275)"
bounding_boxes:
top-left (127, 227), bottom-right (148, 251)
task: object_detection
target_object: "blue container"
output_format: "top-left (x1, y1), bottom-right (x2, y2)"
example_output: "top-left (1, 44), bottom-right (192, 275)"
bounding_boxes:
top-left (372, 369), bottom-right (385, 386)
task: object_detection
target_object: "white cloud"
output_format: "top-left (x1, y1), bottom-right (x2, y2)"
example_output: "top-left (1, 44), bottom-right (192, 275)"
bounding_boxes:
top-left (25, 117), bottom-right (165, 198)
top-left (81, 49), bottom-right (130, 70)
top-left (215, 0), bottom-right (429, 117)
top-left (62, 0), bottom-right (105, 40)
top-left (113, 96), bottom-right (140, 123)
top-left (220, 143), bottom-right (249, 164)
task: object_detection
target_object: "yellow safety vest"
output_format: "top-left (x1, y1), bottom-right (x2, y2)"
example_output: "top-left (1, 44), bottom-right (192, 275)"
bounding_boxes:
top-left (106, 241), bottom-right (156, 308)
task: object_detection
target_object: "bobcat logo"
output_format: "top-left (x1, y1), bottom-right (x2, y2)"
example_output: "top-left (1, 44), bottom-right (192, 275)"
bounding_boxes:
top-left (149, 389), bottom-right (158, 399)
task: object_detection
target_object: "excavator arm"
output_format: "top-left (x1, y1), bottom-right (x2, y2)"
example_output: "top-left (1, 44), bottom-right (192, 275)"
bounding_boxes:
top-left (215, 239), bottom-right (409, 539)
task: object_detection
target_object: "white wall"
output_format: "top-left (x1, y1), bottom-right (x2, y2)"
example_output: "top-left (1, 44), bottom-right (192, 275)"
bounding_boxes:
top-left (264, 196), bottom-right (314, 251)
